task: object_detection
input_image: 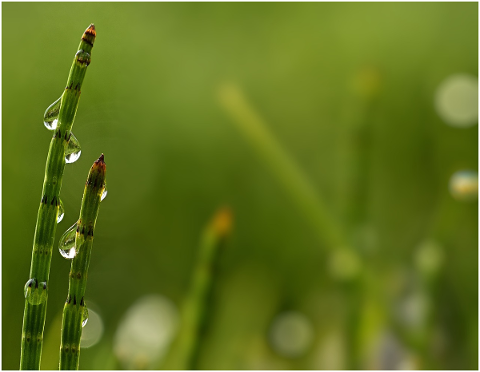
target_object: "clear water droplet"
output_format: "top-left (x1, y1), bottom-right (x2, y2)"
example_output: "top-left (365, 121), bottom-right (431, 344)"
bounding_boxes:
top-left (24, 278), bottom-right (47, 305)
top-left (59, 222), bottom-right (78, 259)
top-left (65, 133), bottom-right (82, 164)
top-left (82, 306), bottom-right (89, 327)
top-left (57, 199), bottom-right (65, 223)
top-left (44, 96), bottom-right (62, 130)
top-left (101, 181), bottom-right (108, 201)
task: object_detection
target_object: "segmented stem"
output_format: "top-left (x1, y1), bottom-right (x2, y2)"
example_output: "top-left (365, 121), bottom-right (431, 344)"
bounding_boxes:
top-left (166, 208), bottom-right (232, 370)
top-left (59, 155), bottom-right (106, 370)
top-left (20, 24), bottom-right (96, 370)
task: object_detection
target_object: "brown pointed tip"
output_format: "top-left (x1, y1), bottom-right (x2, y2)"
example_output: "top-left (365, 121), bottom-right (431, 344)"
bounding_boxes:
top-left (85, 23), bottom-right (96, 35)
top-left (93, 154), bottom-right (106, 171)
top-left (82, 24), bottom-right (96, 45)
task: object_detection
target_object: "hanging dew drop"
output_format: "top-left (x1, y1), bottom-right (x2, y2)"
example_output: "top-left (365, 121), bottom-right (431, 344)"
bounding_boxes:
top-left (101, 181), bottom-right (107, 201)
top-left (24, 278), bottom-right (47, 305)
top-left (44, 96), bottom-right (62, 130)
top-left (59, 222), bottom-right (78, 259)
top-left (57, 199), bottom-right (65, 223)
top-left (65, 133), bottom-right (82, 164)
top-left (82, 306), bottom-right (89, 327)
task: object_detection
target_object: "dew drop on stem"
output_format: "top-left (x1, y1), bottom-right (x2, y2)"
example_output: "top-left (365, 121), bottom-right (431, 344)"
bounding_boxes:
top-left (59, 222), bottom-right (78, 259)
top-left (82, 306), bottom-right (89, 327)
top-left (65, 133), bottom-right (82, 164)
top-left (43, 96), bottom-right (62, 130)
top-left (57, 199), bottom-right (65, 223)
top-left (101, 181), bottom-right (107, 201)
top-left (24, 278), bottom-right (47, 305)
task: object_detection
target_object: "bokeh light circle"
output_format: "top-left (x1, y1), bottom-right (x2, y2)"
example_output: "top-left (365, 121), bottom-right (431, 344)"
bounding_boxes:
top-left (449, 170), bottom-right (478, 201)
top-left (268, 311), bottom-right (314, 358)
top-left (113, 294), bottom-right (179, 369)
top-left (80, 308), bottom-right (104, 349)
top-left (435, 74), bottom-right (478, 127)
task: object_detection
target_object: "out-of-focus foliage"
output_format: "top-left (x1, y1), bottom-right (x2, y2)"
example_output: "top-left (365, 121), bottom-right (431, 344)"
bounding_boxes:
top-left (2, 3), bottom-right (477, 370)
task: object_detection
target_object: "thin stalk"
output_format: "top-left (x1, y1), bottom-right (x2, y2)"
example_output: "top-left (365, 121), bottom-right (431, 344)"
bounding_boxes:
top-left (59, 155), bottom-right (107, 370)
top-left (218, 84), bottom-right (370, 368)
top-left (20, 24), bottom-right (96, 370)
top-left (166, 208), bottom-right (233, 370)
top-left (218, 83), bottom-right (345, 250)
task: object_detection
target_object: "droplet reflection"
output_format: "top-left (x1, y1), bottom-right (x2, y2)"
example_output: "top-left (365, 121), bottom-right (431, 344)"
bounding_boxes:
top-left (57, 199), bottom-right (65, 223)
top-left (58, 222), bottom-right (78, 259)
top-left (44, 96), bottom-right (62, 130)
top-left (80, 307), bottom-right (104, 348)
top-left (65, 133), bottom-right (82, 164)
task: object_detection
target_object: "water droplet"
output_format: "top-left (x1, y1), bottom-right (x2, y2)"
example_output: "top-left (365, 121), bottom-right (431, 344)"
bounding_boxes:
top-left (24, 278), bottom-right (47, 305)
top-left (59, 222), bottom-right (78, 259)
top-left (101, 181), bottom-right (108, 201)
top-left (81, 306), bottom-right (104, 348)
top-left (449, 170), bottom-right (478, 201)
top-left (65, 133), bottom-right (82, 164)
top-left (82, 305), bottom-right (89, 327)
top-left (44, 96), bottom-right (62, 130)
top-left (57, 199), bottom-right (65, 223)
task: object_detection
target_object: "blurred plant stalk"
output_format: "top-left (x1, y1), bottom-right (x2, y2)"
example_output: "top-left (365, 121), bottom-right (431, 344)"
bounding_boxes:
top-left (218, 83), bottom-right (346, 251)
top-left (164, 208), bottom-right (233, 369)
top-left (218, 83), bottom-right (383, 369)
top-left (20, 24), bottom-right (96, 370)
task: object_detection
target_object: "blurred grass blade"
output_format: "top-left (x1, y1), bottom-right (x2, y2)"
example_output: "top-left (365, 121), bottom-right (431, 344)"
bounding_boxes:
top-left (218, 83), bottom-right (345, 250)
top-left (164, 207), bottom-right (233, 369)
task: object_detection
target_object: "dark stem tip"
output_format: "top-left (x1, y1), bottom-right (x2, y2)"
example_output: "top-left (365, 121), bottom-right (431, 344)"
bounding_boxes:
top-left (83, 24), bottom-right (96, 42)
top-left (86, 23), bottom-right (96, 34)
top-left (92, 154), bottom-right (106, 171)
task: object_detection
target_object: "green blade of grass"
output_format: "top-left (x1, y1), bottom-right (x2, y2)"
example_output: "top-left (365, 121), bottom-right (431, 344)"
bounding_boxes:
top-left (59, 155), bottom-right (107, 370)
top-left (164, 208), bottom-right (233, 370)
top-left (218, 83), bottom-right (346, 251)
top-left (20, 24), bottom-right (96, 370)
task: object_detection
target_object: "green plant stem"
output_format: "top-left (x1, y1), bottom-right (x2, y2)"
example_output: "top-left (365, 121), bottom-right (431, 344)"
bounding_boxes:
top-left (20, 24), bottom-right (96, 370)
top-left (59, 155), bottom-right (106, 370)
top-left (218, 83), bottom-right (345, 251)
top-left (166, 208), bottom-right (232, 370)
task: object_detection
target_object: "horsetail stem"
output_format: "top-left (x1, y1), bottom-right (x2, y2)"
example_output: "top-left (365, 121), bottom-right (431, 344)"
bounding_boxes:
top-left (167, 208), bottom-right (233, 370)
top-left (59, 155), bottom-right (106, 370)
top-left (20, 24), bottom-right (96, 370)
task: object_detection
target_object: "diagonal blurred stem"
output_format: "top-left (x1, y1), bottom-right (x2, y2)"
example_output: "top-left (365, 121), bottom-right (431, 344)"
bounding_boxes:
top-left (218, 83), bottom-right (372, 369)
top-left (218, 83), bottom-right (346, 251)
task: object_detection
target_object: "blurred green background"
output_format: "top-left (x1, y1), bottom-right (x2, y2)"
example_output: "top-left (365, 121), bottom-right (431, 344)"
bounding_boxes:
top-left (2, 2), bottom-right (478, 370)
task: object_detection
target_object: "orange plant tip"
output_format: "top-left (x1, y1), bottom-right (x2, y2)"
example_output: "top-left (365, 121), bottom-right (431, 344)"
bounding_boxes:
top-left (211, 207), bottom-right (233, 237)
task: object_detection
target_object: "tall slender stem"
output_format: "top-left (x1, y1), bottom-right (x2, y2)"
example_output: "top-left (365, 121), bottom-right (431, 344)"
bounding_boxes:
top-left (165, 208), bottom-right (232, 370)
top-left (218, 84), bottom-right (345, 250)
top-left (59, 155), bottom-right (106, 370)
top-left (20, 24), bottom-right (96, 370)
